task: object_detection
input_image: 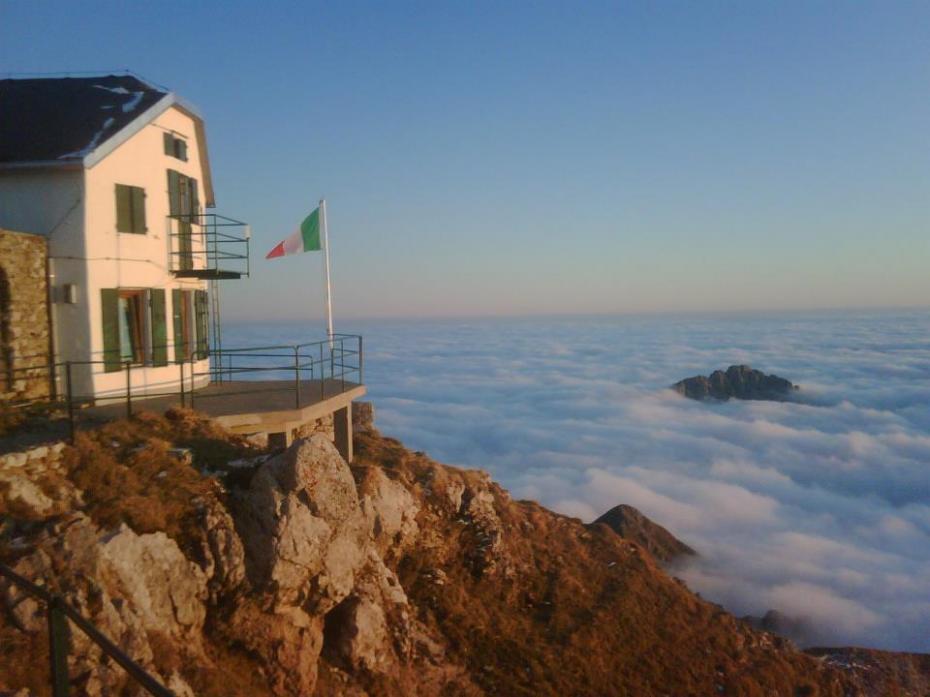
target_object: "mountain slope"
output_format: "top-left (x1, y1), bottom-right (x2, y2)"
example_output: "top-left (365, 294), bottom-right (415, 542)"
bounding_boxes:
top-left (0, 409), bottom-right (925, 696)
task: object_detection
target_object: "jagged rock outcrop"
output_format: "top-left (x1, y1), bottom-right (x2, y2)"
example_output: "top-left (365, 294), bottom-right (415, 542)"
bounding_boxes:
top-left (192, 496), bottom-right (247, 603)
top-left (673, 364), bottom-right (798, 401)
top-left (357, 465), bottom-right (420, 558)
top-left (2, 513), bottom-right (204, 696)
top-left (591, 503), bottom-right (696, 563)
top-left (227, 435), bottom-right (373, 693)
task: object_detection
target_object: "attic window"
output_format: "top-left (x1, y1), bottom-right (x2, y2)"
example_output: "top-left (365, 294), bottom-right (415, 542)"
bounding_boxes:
top-left (163, 132), bottom-right (188, 162)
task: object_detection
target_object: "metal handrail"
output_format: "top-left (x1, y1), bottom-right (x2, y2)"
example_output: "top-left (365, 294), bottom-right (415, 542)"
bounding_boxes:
top-left (0, 562), bottom-right (174, 697)
top-left (1, 335), bottom-right (364, 441)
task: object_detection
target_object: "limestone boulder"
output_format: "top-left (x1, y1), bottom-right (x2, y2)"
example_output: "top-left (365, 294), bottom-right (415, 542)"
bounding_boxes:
top-left (97, 524), bottom-right (208, 641)
top-left (236, 435), bottom-right (370, 612)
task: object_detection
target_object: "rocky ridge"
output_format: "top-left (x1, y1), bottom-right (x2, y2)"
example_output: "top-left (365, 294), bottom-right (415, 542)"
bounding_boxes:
top-left (590, 503), bottom-right (696, 563)
top-left (1, 408), bottom-right (927, 696)
top-left (673, 364), bottom-right (798, 401)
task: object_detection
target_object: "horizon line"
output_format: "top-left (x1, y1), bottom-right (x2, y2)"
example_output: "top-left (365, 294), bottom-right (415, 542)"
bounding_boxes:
top-left (222, 302), bottom-right (930, 326)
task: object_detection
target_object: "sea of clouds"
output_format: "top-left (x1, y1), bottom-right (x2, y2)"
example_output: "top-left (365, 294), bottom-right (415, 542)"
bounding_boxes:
top-left (226, 309), bottom-right (930, 652)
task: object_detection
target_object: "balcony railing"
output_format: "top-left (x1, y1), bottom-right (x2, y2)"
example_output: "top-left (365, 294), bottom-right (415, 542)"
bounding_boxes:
top-left (168, 213), bottom-right (250, 279)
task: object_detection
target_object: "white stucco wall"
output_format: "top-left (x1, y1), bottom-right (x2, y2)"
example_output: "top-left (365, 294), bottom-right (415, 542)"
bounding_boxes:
top-left (83, 105), bottom-right (210, 398)
top-left (0, 104), bottom-right (216, 400)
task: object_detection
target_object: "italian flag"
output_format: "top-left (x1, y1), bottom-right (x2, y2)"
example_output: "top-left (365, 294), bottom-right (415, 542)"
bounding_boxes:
top-left (265, 207), bottom-right (322, 258)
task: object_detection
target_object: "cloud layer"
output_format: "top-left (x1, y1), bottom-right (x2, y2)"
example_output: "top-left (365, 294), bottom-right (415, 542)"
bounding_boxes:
top-left (228, 309), bottom-right (930, 651)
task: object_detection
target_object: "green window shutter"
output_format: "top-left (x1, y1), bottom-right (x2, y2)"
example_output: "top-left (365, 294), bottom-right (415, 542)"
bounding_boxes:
top-left (195, 290), bottom-right (209, 360)
top-left (179, 221), bottom-right (193, 270)
top-left (115, 184), bottom-right (132, 232)
top-left (177, 139), bottom-right (188, 162)
top-left (167, 170), bottom-right (181, 217)
top-left (101, 288), bottom-right (121, 373)
top-left (163, 132), bottom-right (173, 156)
top-left (131, 187), bottom-right (147, 233)
top-left (190, 179), bottom-right (200, 219)
top-left (172, 289), bottom-right (186, 363)
top-left (151, 289), bottom-right (167, 366)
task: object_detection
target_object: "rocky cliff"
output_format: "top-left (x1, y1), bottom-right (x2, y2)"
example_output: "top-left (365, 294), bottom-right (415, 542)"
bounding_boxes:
top-left (1, 408), bottom-right (927, 696)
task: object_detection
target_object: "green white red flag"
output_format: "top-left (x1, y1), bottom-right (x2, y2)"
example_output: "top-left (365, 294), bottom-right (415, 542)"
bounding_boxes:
top-left (264, 199), bottom-right (336, 341)
top-left (265, 207), bottom-right (322, 258)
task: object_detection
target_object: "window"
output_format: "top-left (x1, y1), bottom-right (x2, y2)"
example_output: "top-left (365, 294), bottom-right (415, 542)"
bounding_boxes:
top-left (168, 170), bottom-right (201, 271)
top-left (172, 289), bottom-right (193, 361)
top-left (115, 184), bottom-right (147, 233)
top-left (171, 288), bottom-right (209, 361)
top-left (163, 132), bottom-right (188, 161)
top-left (195, 290), bottom-right (209, 359)
top-left (101, 288), bottom-right (168, 372)
top-left (167, 170), bottom-right (199, 218)
top-left (118, 290), bottom-right (145, 364)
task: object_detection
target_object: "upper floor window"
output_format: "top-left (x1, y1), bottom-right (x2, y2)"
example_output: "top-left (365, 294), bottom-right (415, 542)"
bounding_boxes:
top-left (115, 184), bottom-right (147, 234)
top-left (163, 132), bottom-right (188, 162)
top-left (167, 170), bottom-right (200, 219)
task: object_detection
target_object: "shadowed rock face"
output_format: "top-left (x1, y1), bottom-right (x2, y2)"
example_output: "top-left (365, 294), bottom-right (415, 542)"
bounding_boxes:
top-left (673, 365), bottom-right (798, 401)
top-left (590, 504), bottom-right (696, 563)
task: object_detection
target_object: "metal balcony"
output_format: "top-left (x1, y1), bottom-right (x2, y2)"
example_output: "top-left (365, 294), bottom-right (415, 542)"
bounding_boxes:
top-left (168, 213), bottom-right (250, 279)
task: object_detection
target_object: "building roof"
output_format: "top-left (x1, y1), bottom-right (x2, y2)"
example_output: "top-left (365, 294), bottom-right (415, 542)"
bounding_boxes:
top-left (0, 73), bottom-right (216, 206)
top-left (0, 75), bottom-right (167, 164)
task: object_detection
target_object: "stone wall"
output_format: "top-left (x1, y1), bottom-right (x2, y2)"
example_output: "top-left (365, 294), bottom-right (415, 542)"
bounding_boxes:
top-left (0, 229), bottom-right (51, 401)
top-left (293, 412), bottom-right (335, 441)
top-left (352, 401), bottom-right (375, 433)
top-left (0, 441), bottom-right (79, 518)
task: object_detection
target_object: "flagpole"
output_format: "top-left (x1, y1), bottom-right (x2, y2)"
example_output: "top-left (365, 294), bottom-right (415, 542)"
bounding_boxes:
top-left (320, 198), bottom-right (335, 345)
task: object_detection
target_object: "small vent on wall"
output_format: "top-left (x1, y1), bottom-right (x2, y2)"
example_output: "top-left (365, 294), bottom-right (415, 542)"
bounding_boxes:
top-left (61, 284), bottom-right (77, 304)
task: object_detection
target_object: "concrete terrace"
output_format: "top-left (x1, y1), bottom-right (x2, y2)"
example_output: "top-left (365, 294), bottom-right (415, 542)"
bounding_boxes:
top-left (84, 378), bottom-right (366, 459)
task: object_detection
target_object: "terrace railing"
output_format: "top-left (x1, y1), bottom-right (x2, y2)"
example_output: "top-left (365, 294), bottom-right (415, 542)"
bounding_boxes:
top-left (193, 334), bottom-right (363, 409)
top-left (0, 335), bottom-right (363, 443)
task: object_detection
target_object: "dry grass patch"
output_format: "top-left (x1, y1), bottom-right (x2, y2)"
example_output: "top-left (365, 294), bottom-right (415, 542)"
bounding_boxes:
top-left (62, 408), bottom-right (263, 557)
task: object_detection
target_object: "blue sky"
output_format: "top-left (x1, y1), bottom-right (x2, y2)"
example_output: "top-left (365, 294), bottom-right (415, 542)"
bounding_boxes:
top-left (2, 1), bottom-right (928, 320)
